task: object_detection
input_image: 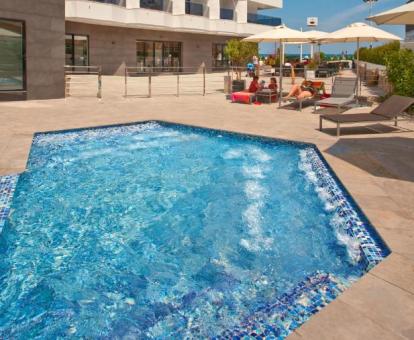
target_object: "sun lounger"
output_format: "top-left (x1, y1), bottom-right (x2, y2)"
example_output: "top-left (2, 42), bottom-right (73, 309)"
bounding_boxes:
top-left (231, 91), bottom-right (256, 104)
top-left (314, 77), bottom-right (357, 113)
top-left (319, 95), bottom-right (414, 136)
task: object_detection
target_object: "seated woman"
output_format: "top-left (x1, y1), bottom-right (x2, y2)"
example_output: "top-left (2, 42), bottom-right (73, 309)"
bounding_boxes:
top-left (284, 81), bottom-right (316, 100)
top-left (247, 76), bottom-right (261, 93)
top-left (268, 77), bottom-right (278, 91)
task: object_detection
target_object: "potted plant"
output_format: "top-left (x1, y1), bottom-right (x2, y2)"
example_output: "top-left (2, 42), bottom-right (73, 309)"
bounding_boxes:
top-left (305, 60), bottom-right (317, 79)
top-left (224, 39), bottom-right (258, 91)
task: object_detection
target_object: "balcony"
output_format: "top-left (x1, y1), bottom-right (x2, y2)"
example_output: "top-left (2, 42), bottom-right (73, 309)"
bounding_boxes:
top-left (185, 1), bottom-right (204, 16)
top-left (66, 0), bottom-right (275, 36)
top-left (247, 13), bottom-right (281, 26)
top-left (220, 8), bottom-right (234, 20)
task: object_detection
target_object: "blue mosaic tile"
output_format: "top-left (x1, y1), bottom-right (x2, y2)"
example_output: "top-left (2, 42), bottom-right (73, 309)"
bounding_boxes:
top-left (0, 174), bottom-right (19, 229)
top-left (216, 272), bottom-right (348, 340)
top-left (298, 148), bottom-right (387, 269)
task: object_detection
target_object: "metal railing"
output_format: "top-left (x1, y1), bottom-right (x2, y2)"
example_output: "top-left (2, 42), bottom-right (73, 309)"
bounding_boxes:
top-left (64, 65), bottom-right (102, 99)
top-left (124, 66), bottom-right (212, 98)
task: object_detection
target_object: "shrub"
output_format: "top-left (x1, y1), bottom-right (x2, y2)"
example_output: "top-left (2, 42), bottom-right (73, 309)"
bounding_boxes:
top-left (384, 48), bottom-right (414, 98)
top-left (319, 51), bottom-right (326, 61)
top-left (357, 41), bottom-right (400, 65)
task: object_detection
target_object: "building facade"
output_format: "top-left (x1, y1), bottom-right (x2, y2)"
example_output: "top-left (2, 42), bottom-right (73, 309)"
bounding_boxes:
top-left (0, 0), bottom-right (282, 100)
top-left (405, 0), bottom-right (414, 50)
top-left (0, 0), bottom-right (66, 100)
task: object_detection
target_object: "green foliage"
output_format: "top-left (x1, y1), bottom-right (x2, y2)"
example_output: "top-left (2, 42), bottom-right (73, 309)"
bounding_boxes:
top-left (357, 41), bottom-right (400, 65)
top-left (306, 60), bottom-right (318, 70)
top-left (384, 48), bottom-right (414, 97)
top-left (319, 51), bottom-right (326, 61)
top-left (224, 39), bottom-right (258, 67)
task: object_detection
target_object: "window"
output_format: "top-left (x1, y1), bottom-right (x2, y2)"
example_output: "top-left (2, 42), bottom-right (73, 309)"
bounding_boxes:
top-left (140, 0), bottom-right (164, 11)
top-left (65, 34), bottom-right (89, 66)
top-left (185, 0), bottom-right (203, 16)
top-left (0, 19), bottom-right (25, 91)
top-left (407, 25), bottom-right (414, 42)
top-left (212, 43), bottom-right (228, 69)
top-left (136, 40), bottom-right (182, 72)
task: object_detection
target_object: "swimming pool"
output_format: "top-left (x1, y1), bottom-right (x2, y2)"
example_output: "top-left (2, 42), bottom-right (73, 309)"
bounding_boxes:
top-left (0, 122), bottom-right (388, 338)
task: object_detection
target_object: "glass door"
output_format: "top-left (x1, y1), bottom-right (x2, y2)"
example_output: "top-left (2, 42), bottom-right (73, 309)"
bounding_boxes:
top-left (144, 41), bottom-right (154, 68)
top-left (65, 34), bottom-right (89, 67)
top-left (73, 35), bottom-right (89, 66)
top-left (65, 34), bottom-right (74, 66)
top-left (154, 42), bottom-right (163, 71)
top-left (163, 42), bottom-right (181, 71)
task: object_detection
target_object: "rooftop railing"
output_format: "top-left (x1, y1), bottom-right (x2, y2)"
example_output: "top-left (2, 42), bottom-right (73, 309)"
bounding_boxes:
top-left (247, 13), bottom-right (281, 26)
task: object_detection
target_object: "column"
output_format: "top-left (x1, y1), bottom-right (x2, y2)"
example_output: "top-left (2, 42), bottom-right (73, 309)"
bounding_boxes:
top-left (126, 0), bottom-right (140, 8)
top-left (173, 0), bottom-right (185, 15)
top-left (207, 0), bottom-right (220, 20)
top-left (235, 0), bottom-right (247, 24)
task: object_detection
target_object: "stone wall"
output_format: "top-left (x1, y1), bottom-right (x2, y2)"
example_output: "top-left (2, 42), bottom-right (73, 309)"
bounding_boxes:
top-left (0, 0), bottom-right (65, 100)
top-left (65, 21), bottom-right (232, 75)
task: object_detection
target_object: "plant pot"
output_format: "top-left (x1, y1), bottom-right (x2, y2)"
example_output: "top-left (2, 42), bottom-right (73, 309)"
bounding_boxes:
top-left (305, 70), bottom-right (315, 80)
top-left (224, 76), bottom-right (232, 94)
top-left (232, 79), bottom-right (246, 92)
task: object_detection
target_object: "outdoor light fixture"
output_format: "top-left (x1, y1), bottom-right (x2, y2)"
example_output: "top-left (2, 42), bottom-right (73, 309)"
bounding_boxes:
top-left (364, 0), bottom-right (379, 47)
top-left (364, 0), bottom-right (379, 21)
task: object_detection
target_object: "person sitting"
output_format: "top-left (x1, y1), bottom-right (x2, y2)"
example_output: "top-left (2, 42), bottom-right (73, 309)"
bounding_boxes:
top-left (248, 76), bottom-right (261, 93)
top-left (268, 77), bottom-right (278, 91)
top-left (284, 80), bottom-right (316, 100)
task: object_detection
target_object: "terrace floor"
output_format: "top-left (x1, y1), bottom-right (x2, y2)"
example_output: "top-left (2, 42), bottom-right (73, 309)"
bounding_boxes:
top-left (0, 78), bottom-right (414, 339)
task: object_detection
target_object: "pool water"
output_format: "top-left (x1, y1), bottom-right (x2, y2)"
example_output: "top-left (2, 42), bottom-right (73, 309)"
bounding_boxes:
top-left (0, 122), bottom-right (385, 338)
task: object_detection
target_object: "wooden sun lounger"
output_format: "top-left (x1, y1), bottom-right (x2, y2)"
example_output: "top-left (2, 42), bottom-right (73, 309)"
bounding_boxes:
top-left (319, 95), bottom-right (414, 136)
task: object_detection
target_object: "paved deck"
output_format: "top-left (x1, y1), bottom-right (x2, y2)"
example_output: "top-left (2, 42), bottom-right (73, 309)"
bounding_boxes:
top-left (1, 86), bottom-right (413, 339)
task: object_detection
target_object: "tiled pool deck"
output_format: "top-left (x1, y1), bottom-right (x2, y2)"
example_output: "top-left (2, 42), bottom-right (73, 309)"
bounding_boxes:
top-left (0, 87), bottom-right (414, 339)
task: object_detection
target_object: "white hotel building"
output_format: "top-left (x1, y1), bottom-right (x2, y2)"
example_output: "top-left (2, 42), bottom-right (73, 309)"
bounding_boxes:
top-left (0, 0), bottom-right (283, 100)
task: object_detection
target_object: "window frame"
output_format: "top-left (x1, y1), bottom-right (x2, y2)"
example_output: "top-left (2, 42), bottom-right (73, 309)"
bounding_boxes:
top-left (0, 17), bottom-right (26, 93)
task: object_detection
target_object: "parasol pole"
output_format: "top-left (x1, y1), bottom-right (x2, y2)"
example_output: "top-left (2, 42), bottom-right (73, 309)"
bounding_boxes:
top-left (279, 38), bottom-right (283, 107)
top-left (356, 37), bottom-right (360, 103)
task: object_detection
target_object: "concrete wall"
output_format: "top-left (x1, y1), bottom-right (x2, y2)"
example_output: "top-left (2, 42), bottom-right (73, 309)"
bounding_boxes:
top-left (0, 0), bottom-right (65, 100)
top-left (402, 41), bottom-right (414, 51)
top-left (66, 21), bottom-right (232, 75)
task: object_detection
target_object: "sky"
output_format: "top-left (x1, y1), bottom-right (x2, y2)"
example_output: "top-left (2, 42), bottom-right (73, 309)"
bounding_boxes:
top-left (260, 0), bottom-right (407, 55)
